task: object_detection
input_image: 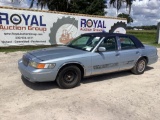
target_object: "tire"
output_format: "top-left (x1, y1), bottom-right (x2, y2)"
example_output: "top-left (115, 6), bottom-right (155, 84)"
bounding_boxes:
top-left (56, 65), bottom-right (81, 89)
top-left (131, 58), bottom-right (147, 75)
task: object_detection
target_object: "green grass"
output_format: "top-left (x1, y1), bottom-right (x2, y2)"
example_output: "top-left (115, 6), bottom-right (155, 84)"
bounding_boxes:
top-left (127, 30), bottom-right (160, 47)
top-left (0, 45), bottom-right (54, 53)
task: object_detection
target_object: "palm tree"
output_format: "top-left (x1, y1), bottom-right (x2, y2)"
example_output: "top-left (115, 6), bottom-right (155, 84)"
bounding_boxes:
top-left (36, 0), bottom-right (47, 10)
top-left (29, 0), bottom-right (47, 10)
top-left (110, 0), bottom-right (133, 14)
top-left (11, 0), bottom-right (23, 3)
top-left (29, 0), bottom-right (35, 9)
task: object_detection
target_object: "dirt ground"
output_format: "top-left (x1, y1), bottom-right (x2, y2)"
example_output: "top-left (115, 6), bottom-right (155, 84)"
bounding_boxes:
top-left (0, 49), bottom-right (160, 120)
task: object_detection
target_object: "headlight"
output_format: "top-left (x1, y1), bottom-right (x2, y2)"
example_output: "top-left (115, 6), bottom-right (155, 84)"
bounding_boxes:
top-left (29, 61), bottom-right (56, 69)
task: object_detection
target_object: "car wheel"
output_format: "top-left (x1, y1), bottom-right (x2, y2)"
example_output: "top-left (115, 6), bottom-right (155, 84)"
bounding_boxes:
top-left (56, 65), bottom-right (81, 89)
top-left (131, 58), bottom-right (147, 75)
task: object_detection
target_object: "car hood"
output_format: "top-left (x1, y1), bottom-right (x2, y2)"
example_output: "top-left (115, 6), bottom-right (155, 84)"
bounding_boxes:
top-left (28, 46), bottom-right (88, 61)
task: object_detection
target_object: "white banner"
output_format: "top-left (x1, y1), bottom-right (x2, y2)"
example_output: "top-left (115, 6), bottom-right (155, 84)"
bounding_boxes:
top-left (0, 7), bottom-right (127, 47)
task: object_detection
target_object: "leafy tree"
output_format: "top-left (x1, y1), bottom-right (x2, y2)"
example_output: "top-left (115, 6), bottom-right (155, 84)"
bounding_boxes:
top-left (110, 0), bottom-right (133, 14)
top-left (28, 0), bottom-right (71, 11)
top-left (69, 0), bottom-right (107, 16)
top-left (47, 0), bottom-right (71, 12)
top-left (28, 0), bottom-right (107, 16)
top-left (117, 13), bottom-right (133, 24)
top-left (11, 0), bottom-right (106, 16)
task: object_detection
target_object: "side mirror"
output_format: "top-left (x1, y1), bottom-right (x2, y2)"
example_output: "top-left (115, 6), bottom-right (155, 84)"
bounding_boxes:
top-left (98, 47), bottom-right (106, 52)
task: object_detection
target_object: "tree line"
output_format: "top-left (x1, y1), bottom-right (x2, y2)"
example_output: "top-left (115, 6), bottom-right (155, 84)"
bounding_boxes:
top-left (10, 0), bottom-right (133, 16)
top-left (127, 25), bottom-right (157, 30)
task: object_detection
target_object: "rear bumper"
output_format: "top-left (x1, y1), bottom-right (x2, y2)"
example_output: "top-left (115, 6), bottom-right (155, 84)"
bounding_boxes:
top-left (148, 55), bottom-right (158, 65)
top-left (18, 59), bottom-right (58, 82)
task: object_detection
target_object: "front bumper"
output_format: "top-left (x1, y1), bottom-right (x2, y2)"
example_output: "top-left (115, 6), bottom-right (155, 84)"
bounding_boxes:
top-left (18, 59), bottom-right (58, 82)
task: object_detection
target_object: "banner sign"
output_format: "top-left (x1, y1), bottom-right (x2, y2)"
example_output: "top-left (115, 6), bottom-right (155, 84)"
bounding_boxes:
top-left (0, 8), bottom-right (127, 47)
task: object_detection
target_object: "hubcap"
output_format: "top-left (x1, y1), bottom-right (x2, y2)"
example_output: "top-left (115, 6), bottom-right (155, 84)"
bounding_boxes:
top-left (137, 60), bottom-right (145, 72)
top-left (63, 71), bottom-right (76, 83)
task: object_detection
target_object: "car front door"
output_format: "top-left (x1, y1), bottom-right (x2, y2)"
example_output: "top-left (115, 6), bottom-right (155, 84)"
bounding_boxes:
top-left (91, 36), bottom-right (120, 75)
top-left (118, 36), bottom-right (141, 70)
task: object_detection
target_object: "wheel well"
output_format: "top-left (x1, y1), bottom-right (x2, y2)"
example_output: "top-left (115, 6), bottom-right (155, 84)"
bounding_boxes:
top-left (140, 56), bottom-right (148, 64)
top-left (58, 63), bottom-right (85, 78)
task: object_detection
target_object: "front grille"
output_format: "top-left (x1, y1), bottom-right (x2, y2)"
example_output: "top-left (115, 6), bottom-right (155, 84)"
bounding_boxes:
top-left (22, 55), bottom-right (29, 66)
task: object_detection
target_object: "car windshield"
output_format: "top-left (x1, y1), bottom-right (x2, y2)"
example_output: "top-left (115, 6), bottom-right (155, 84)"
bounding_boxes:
top-left (67, 35), bottom-right (103, 51)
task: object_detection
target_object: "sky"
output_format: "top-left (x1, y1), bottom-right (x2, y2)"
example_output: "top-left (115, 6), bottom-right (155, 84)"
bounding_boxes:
top-left (0, 0), bottom-right (159, 26)
top-left (106, 0), bottom-right (160, 26)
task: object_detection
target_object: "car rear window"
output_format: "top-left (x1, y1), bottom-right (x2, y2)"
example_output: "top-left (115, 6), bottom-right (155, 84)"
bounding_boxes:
top-left (119, 37), bottom-right (136, 50)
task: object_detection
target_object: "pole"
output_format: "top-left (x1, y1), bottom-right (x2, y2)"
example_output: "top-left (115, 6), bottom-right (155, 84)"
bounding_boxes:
top-left (157, 22), bottom-right (160, 44)
top-left (116, 0), bottom-right (118, 15)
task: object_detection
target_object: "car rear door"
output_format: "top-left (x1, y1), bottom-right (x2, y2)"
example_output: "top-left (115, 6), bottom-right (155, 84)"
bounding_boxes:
top-left (91, 36), bottom-right (120, 75)
top-left (118, 36), bottom-right (141, 70)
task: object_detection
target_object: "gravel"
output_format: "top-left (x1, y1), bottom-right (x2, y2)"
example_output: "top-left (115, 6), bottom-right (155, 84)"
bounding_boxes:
top-left (0, 49), bottom-right (160, 120)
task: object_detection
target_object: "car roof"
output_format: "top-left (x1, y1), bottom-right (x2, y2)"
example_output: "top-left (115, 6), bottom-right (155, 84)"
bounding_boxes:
top-left (81, 32), bottom-right (144, 48)
top-left (81, 32), bottom-right (129, 37)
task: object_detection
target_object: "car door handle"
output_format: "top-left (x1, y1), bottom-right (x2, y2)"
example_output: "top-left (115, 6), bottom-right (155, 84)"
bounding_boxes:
top-left (136, 51), bottom-right (140, 54)
top-left (115, 53), bottom-right (120, 56)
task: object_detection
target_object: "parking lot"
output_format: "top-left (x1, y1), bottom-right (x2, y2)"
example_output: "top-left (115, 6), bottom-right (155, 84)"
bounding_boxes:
top-left (0, 49), bottom-right (160, 120)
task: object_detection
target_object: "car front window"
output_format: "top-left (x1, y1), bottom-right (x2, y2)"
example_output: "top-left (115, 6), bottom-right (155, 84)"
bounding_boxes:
top-left (67, 35), bottom-right (103, 51)
top-left (99, 37), bottom-right (117, 51)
